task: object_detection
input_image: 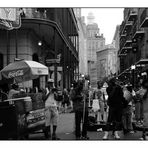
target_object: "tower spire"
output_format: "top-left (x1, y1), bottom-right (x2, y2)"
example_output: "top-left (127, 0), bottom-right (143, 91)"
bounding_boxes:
top-left (87, 12), bottom-right (95, 24)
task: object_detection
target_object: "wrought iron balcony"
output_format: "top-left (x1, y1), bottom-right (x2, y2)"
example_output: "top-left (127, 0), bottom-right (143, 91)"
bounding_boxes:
top-left (127, 8), bottom-right (138, 21)
top-left (133, 29), bottom-right (145, 40)
top-left (121, 46), bottom-right (132, 54)
top-left (140, 8), bottom-right (148, 28)
top-left (121, 21), bottom-right (133, 36)
top-left (120, 37), bottom-right (126, 50)
top-left (120, 34), bottom-right (127, 38)
top-left (120, 21), bottom-right (126, 35)
top-left (118, 53), bottom-right (127, 57)
top-left (124, 35), bottom-right (132, 47)
top-left (132, 20), bottom-right (145, 42)
top-left (119, 35), bottom-right (132, 54)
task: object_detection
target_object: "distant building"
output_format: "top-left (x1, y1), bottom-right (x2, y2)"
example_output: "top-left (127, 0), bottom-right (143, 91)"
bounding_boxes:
top-left (86, 12), bottom-right (105, 87)
top-left (96, 47), bottom-right (117, 81)
top-left (74, 8), bottom-right (88, 76)
top-left (112, 25), bottom-right (120, 75)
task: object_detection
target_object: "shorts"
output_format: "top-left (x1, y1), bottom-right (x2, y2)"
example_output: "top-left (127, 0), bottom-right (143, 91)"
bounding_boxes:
top-left (45, 106), bottom-right (58, 126)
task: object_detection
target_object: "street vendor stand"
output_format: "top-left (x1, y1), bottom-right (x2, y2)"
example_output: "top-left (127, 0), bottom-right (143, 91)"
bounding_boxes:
top-left (0, 60), bottom-right (48, 139)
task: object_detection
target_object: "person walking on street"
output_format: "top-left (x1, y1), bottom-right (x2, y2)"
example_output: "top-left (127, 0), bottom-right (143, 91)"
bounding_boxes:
top-left (122, 85), bottom-right (134, 134)
top-left (95, 81), bottom-right (105, 123)
top-left (71, 80), bottom-right (89, 140)
top-left (135, 84), bottom-right (144, 125)
top-left (135, 79), bottom-right (148, 139)
top-left (103, 78), bottom-right (126, 140)
top-left (43, 79), bottom-right (60, 140)
top-left (62, 88), bottom-right (70, 113)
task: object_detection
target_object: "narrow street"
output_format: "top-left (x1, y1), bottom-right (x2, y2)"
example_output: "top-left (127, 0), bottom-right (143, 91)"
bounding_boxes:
top-left (28, 112), bottom-right (143, 140)
top-left (1, 7), bottom-right (148, 142)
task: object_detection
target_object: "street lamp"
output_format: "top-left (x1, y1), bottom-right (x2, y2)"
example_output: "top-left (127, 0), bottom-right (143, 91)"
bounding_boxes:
top-left (131, 65), bottom-right (136, 70)
top-left (131, 65), bottom-right (136, 88)
top-left (38, 40), bottom-right (42, 46)
top-left (141, 72), bottom-right (147, 81)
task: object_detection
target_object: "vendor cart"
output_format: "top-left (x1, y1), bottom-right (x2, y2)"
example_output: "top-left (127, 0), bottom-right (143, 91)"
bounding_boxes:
top-left (0, 94), bottom-right (47, 139)
top-left (0, 60), bottom-right (49, 140)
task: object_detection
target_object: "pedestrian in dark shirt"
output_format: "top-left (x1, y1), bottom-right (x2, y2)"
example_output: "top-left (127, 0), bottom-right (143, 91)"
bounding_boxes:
top-left (62, 88), bottom-right (70, 113)
top-left (103, 78), bottom-right (126, 140)
top-left (71, 80), bottom-right (89, 140)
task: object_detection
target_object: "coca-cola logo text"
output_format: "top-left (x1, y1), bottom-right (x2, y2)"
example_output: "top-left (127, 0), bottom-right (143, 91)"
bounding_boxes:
top-left (8, 70), bottom-right (24, 78)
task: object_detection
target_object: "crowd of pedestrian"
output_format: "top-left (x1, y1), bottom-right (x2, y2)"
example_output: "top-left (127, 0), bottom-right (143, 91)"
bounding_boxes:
top-left (1, 74), bottom-right (148, 140)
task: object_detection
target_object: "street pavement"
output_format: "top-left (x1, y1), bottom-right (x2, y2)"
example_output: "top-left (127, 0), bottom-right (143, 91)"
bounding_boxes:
top-left (28, 112), bottom-right (144, 141)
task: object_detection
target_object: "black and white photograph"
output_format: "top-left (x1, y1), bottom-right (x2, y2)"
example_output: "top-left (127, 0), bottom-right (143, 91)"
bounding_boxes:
top-left (0, 1), bottom-right (148, 144)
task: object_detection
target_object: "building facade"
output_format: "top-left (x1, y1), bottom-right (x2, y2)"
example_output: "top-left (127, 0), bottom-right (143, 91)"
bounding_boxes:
top-left (96, 47), bottom-right (117, 82)
top-left (118, 8), bottom-right (148, 86)
top-left (74, 8), bottom-right (88, 76)
top-left (0, 8), bottom-right (79, 90)
top-left (112, 25), bottom-right (120, 75)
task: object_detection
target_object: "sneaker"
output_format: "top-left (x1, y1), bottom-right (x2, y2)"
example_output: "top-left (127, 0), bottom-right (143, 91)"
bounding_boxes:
top-left (114, 135), bottom-right (120, 140)
top-left (114, 131), bottom-right (120, 140)
top-left (139, 137), bottom-right (144, 140)
top-left (103, 132), bottom-right (109, 140)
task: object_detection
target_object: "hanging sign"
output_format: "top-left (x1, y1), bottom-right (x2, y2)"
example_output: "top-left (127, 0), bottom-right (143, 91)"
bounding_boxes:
top-left (0, 8), bottom-right (21, 30)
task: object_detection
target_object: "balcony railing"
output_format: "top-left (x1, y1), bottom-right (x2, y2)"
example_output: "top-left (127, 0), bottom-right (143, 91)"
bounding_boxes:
top-left (133, 29), bottom-right (145, 40)
top-left (132, 21), bottom-right (138, 36)
top-left (120, 33), bottom-right (133, 54)
top-left (124, 35), bottom-right (132, 47)
top-left (120, 37), bottom-right (126, 50)
top-left (121, 21), bottom-right (133, 35)
top-left (132, 19), bottom-right (145, 41)
top-left (120, 46), bottom-right (132, 54)
top-left (120, 21), bottom-right (126, 35)
top-left (140, 8), bottom-right (148, 28)
top-left (22, 8), bottom-right (78, 55)
top-left (127, 8), bottom-right (138, 21)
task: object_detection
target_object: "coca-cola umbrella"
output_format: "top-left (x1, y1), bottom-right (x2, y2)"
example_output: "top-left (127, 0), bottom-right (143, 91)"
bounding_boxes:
top-left (0, 60), bottom-right (49, 83)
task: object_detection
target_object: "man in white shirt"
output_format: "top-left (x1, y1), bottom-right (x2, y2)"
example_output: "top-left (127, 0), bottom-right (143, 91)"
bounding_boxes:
top-left (44, 79), bottom-right (59, 140)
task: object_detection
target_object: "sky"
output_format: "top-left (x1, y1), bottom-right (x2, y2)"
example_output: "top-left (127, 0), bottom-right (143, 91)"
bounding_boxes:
top-left (81, 8), bottom-right (124, 45)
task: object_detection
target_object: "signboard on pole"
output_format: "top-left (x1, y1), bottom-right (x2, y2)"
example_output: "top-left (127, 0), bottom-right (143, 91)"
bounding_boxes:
top-left (0, 8), bottom-right (21, 30)
top-left (46, 58), bottom-right (60, 64)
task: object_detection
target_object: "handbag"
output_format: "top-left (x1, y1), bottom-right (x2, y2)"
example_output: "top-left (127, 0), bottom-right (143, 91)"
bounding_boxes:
top-left (92, 99), bottom-right (100, 112)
